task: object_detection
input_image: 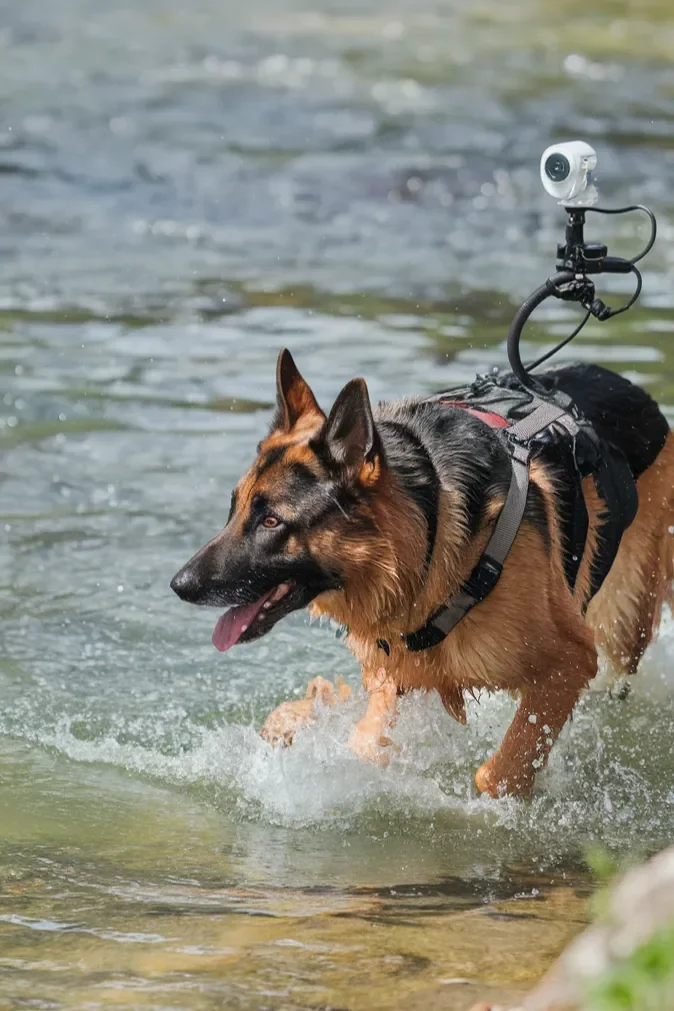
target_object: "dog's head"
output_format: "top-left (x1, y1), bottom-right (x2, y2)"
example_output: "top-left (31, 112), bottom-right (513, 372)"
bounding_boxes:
top-left (171, 349), bottom-right (387, 651)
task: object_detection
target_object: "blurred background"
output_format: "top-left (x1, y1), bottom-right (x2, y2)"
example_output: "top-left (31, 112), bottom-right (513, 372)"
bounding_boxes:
top-left (1, 1), bottom-right (674, 1008)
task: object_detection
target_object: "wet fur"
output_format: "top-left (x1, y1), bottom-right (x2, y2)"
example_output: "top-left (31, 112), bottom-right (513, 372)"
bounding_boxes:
top-left (173, 352), bottom-right (674, 797)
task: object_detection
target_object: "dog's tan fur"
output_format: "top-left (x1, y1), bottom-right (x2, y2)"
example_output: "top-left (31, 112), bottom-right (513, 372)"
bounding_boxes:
top-left (245, 361), bottom-right (674, 797)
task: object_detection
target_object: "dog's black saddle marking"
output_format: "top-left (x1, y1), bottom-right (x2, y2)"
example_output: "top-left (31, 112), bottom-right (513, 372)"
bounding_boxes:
top-left (387, 371), bottom-right (644, 654)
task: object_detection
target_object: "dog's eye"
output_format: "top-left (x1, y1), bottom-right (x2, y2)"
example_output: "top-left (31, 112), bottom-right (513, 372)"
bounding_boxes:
top-left (262, 516), bottom-right (279, 529)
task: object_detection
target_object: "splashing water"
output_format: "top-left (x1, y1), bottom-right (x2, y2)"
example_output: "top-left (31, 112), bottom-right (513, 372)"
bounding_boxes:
top-left (3, 612), bottom-right (673, 864)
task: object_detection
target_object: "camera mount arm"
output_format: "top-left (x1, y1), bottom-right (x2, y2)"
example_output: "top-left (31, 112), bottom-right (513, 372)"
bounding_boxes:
top-left (507, 204), bottom-right (654, 389)
top-left (507, 271), bottom-right (575, 388)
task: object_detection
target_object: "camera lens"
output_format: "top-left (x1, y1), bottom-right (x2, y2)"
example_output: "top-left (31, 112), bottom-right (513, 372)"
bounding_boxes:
top-left (545, 153), bottom-right (571, 182)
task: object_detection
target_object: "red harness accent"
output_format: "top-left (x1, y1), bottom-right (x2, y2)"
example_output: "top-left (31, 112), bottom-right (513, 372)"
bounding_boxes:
top-left (439, 400), bottom-right (511, 429)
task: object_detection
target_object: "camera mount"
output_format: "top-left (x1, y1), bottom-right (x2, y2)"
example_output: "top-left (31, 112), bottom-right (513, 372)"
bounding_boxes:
top-left (507, 196), bottom-right (657, 389)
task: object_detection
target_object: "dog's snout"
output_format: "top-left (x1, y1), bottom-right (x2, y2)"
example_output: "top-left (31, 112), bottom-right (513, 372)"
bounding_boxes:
top-left (171, 534), bottom-right (234, 605)
top-left (170, 563), bottom-right (204, 602)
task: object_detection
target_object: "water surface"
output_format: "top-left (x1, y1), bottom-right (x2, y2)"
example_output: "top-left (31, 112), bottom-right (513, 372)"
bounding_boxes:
top-left (2, 0), bottom-right (674, 1006)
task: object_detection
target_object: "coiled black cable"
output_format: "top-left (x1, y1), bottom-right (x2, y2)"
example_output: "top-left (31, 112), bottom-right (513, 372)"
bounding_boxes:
top-left (507, 204), bottom-right (653, 387)
top-left (588, 205), bottom-right (656, 264)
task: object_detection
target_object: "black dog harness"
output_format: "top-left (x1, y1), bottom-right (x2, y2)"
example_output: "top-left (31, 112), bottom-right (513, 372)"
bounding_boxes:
top-left (381, 375), bottom-right (639, 654)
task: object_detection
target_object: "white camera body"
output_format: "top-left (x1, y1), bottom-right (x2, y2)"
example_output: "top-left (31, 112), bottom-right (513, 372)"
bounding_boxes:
top-left (540, 141), bottom-right (598, 206)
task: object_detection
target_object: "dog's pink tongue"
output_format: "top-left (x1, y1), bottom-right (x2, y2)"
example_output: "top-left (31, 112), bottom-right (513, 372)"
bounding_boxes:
top-left (212, 591), bottom-right (273, 652)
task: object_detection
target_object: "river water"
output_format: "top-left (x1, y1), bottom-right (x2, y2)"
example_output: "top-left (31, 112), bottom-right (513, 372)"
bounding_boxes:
top-left (2, 0), bottom-right (674, 1008)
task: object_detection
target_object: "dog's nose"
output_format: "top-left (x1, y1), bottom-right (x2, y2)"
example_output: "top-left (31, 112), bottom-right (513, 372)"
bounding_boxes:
top-left (170, 564), bottom-right (203, 602)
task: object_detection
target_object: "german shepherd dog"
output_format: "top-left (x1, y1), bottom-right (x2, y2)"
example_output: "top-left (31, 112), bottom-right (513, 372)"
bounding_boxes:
top-left (171, 350), bottom-right (674, 797)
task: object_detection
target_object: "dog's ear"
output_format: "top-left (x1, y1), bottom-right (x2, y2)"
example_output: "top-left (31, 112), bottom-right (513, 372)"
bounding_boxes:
top-left (324, 378), bottom-right (383, 484)
top-left (275, 349), bottom-right (324, 431)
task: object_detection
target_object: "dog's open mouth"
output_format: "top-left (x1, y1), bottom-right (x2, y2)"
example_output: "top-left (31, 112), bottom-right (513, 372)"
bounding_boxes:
top-left (212, 582), bottom-right (297, 652)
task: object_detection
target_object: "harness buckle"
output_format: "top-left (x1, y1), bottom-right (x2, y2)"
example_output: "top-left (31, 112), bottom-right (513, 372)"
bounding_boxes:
top-left (462, 555), bottom-right (503, 603)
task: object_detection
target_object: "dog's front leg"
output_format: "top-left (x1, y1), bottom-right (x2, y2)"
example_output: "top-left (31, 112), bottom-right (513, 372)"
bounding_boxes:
top-left (260, 676), bottom-right (351, 748)
top-left (347, 672), bottom-right (398, 766)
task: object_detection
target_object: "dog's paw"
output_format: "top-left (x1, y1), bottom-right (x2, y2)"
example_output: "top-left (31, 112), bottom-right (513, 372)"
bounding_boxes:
top-left (260, 677), bottom-right (352, 749)
top-left (475, 757), bottom-right (535, 799)
top-left (260, 699), bottom-right (315, 748)
top-left (305, 675), bottom-right (351, 705)
top-left (347, 721), bottom-right (397, 766)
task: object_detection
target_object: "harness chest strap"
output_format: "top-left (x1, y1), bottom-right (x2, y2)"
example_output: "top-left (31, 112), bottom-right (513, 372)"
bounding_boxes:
top-left (399, 400), bottom-right (575, 653)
